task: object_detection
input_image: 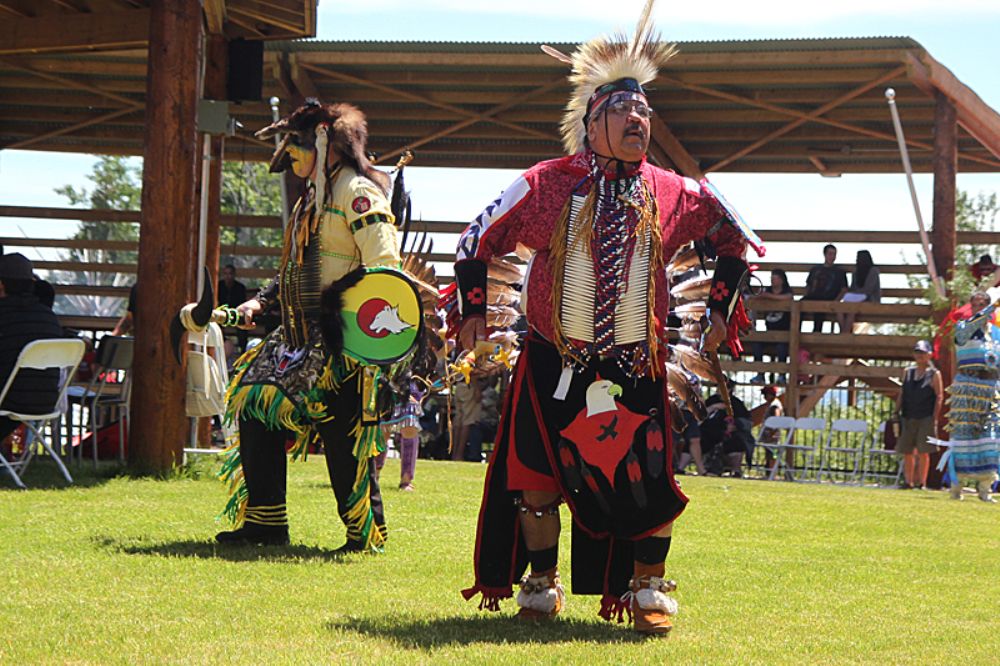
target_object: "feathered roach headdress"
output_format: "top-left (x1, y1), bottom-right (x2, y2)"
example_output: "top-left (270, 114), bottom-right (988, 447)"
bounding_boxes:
top-left (551, 0), bottom-right (678, 155)
top-left (255, 99), bottom-right (389, 195)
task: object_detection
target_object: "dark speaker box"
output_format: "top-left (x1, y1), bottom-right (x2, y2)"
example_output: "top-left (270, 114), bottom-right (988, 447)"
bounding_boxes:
top-left (227, 39), bottom-right (263, 102)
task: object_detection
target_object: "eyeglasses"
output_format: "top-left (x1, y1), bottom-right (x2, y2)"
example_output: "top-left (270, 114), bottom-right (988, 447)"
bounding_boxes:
top-left (606, 100), bottom-right (653, 118)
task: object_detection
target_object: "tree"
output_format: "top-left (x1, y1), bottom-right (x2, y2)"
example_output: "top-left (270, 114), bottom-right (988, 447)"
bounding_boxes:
top-left (901, 189), bottom-right (1000, 338)
top-left (54, 156), bottom-right (142, 316)
top-left (219, 160), bottom-right (284, 288)
top-left (53, 157), bottom-right (286, 314)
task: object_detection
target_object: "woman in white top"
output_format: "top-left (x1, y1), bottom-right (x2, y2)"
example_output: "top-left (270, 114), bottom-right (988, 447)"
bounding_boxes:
top-left (838, 250), bottom-right (880, 333)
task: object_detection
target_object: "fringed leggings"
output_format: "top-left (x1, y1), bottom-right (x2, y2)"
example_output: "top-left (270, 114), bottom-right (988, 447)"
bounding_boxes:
top-left (238, 401), bottom-right (386, 544)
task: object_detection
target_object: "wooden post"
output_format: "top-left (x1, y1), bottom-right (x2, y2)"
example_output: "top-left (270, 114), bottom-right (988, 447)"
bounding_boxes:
top-left (928, 91), bottom-right (958, 489)
top-left (787, 301), bottom-right (801, 418)
top-left (130, 0), bottom-right (204, 473)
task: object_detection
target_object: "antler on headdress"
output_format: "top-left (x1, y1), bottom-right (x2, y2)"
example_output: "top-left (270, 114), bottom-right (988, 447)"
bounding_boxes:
top-left (548, 0), bottom-right (677, 155)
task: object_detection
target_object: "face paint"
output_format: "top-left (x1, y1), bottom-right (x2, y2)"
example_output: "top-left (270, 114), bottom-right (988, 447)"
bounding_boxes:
top-left (286, 142), bottom-right (317, 179)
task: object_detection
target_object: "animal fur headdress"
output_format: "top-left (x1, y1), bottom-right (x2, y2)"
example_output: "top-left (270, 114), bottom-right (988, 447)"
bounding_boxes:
top-left (255, 98), bottom-right (389, 193)
top-left (553, 0), bottom-right (678, 155)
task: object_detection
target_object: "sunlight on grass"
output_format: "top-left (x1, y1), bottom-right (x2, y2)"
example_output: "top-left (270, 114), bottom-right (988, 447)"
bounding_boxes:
top-left (1, 458), bottom-right (997, 664)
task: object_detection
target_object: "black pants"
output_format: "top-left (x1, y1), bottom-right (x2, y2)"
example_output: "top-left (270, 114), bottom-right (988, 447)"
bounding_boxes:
top-left (237, 374), bottom-right (386, 538)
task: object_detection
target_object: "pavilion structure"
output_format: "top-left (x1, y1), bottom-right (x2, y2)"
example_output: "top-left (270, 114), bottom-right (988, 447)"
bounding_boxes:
top-left (2, 24), bottom-right (1000, 471)
top-left (1, 0), bottom-right (318, 473)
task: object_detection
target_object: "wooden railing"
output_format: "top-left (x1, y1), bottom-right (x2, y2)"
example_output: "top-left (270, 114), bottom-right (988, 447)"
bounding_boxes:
top-left (5, 204), bottom-right (995, 343)
top-left (731, 298), bottom-right (933, 417)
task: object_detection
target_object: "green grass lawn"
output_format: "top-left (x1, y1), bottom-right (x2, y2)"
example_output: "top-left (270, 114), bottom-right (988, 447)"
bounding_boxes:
top-left (1, 456), bottom-right (997, 664)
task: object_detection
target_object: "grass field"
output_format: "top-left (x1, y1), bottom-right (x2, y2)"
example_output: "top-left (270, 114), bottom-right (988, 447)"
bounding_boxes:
top-left (1, 456), bottom-right (998, 664)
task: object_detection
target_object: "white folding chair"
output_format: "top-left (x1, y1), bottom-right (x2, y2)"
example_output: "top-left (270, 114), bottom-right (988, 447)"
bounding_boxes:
top-left (818, 419), bottom-right (869, 484)
top-left (751, 415), bottom-right (795, 480)
top-left (861, 421), bottom-right (903, 486)
top-left (67, 335), bottom-right (134, 466)
top-left (782, 417), bottom-right (827, 482)
top-left (0, 338), bottom-right (86, 488)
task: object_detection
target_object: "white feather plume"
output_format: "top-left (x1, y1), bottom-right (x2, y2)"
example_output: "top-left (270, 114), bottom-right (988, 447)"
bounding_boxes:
top-left (559, 0), bottom-right (677, 155)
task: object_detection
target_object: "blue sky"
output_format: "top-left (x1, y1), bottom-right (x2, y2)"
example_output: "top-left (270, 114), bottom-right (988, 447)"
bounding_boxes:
top-left (1, 0), bottom-right (998, 289)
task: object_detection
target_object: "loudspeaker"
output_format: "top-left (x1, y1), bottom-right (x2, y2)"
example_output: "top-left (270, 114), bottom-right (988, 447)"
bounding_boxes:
top-left (227, 38), bottom-right (263, 102)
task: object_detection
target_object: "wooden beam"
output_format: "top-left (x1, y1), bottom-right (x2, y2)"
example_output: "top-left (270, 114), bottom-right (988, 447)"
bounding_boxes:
top-left (225, 12), bottom-right (266, 38)
top-left (299, 62), bottom-right (557, 143)
top-left (203, 0), bottom-right (226, 35)
top-left (3, 105), bottom-right (140, 149)
top-left (649, 112), bottom-right (703, 178)
top-left (908, 51), bottom-right (1000, 161)
top-left (0, 8), bottom-right (149, 56)
top-left (50, 0), bottom-right (90, 12)
top-left (228, 5), bottom-right (300, 36)
top-left (373, 75), bottom-right (565, 164)
top-left (707, 65), bottom-right (907, 172)
top-left (0, 3), bottom-right (30, 17)
top-left (288, 53), bottom-right (319, 100)
top-left (2, 58), bottom-right (143, 107)
top-left (131, 0), bottom-right (203, 473)
top-left (931, 92), bottom-right (958, 285)
top-left (653, 73), bottom-right (998, 170)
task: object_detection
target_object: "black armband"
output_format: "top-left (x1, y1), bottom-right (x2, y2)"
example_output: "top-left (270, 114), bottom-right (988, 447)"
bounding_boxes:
top-left (454, 258), bottom-right (488, 318)
top-left (256, 275), bottom-right (279, 312)
top-left (349, 212), bottom-right (392, 233)
top-left (708, 256), bottom-right (749, 322)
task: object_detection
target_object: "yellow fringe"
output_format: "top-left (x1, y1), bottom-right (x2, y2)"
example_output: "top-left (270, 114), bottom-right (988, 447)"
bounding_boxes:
top-left (639, 182), bottom-right (663, 377)
top-left (341, 434), bottom-right (387, 550)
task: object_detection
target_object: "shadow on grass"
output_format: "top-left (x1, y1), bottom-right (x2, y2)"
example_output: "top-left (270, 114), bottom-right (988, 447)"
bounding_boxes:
top-left (0, 458), bottom-right (123, 491)
top-left (95, 537), bottom-right (360, 563)
top-left (328, 615), bottom-right (646, 648)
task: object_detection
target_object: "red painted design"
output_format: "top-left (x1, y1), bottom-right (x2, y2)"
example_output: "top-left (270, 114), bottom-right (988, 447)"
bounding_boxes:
top-left (351, 196), bottom-right (371, 214)
top-left (710, 281), bottom-right (730, 301)
top-left (467, 287), bottom-right (485, 305)
top-left (627, 458), bottom-right (642, 483)
top-left (646, 420), bottom-right (664, 452)
top-left (561, 399), bottom-right (648, 489)
top-left (356, 298), bottom-right (390, 338)
top-left (559, 444), bottom-right (575, 468)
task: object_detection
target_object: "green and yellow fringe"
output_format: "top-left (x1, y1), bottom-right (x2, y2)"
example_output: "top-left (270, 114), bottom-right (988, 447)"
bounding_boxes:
top-left (216, 342), bottom-right (388, 550)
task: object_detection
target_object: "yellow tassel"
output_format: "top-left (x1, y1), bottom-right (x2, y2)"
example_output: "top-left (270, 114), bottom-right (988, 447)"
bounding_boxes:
top-left (639, 182), bottom-right (663, 377)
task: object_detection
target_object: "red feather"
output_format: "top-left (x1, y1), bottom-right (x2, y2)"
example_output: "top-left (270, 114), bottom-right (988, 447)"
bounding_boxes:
top-left (646, 419), bottom-right (664, 452)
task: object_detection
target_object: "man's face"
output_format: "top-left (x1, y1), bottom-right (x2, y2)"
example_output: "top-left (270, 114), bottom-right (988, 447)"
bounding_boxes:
top-left (222, 267), bottom-right (235, 284)
top-left (971, 294), bottom-right (990, 311)
top-left (824, 247), bottom-right (837, 264)
top-left (286, 141), bottom-right (317, 179)
top-left (586, 93), bottom-right (651, 163)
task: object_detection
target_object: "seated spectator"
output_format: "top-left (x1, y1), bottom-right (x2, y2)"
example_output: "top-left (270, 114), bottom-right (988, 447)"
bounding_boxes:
top-left (673, 405), bottom-right (706, 475)
top-left (0, 253), bottom-right (66, 442)
top-left (837, 250), bottom-right (881, 333)
top-left (698, 380), bottom-right (754, 476)
top-left (970, 254), bottom-right (1000, 285)
top-left (452, 376), bottom-right (483, 462)
top-left (112, 283), bottom-right (138, 336)
top-left (801, 244), bottom-right (847, 333)
top-left (218, 264), bottom-right (249, 357)
top-left (34, 276), bottom-right (55, 309)
top-left (751, 269), bottom-right (793, 384)
top-left (750, 386), bottom-right (788, 474)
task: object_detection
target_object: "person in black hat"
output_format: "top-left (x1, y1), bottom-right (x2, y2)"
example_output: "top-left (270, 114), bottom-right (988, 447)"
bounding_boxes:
top-left (0, 253), bottom-right (65, 442)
